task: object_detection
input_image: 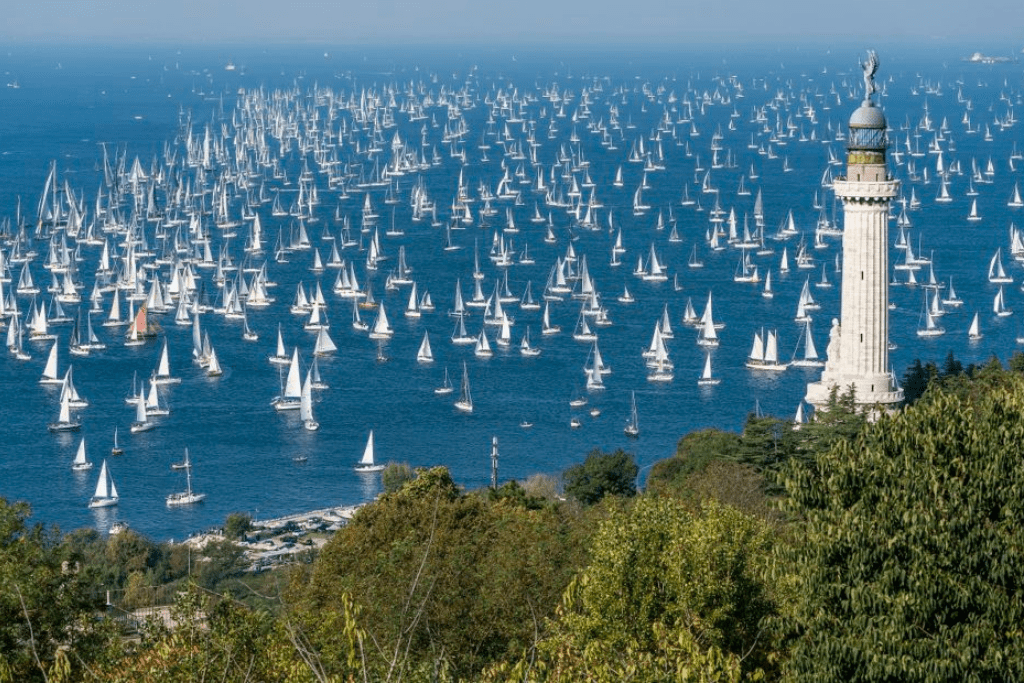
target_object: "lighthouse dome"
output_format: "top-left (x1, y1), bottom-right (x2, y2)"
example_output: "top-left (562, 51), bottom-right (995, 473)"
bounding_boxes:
top-left (847, 101), bottom-right (886, 152)
top-left (849, 101), bottom-right (886, 129)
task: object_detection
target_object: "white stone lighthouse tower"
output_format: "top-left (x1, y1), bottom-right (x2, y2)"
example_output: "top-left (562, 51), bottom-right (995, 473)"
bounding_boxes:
top-left (806, 51), bottom-right (903, 412)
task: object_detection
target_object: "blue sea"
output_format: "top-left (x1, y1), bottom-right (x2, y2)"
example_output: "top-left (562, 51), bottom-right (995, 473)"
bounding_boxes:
top-left (1, 43), bottom-right (1021, 540)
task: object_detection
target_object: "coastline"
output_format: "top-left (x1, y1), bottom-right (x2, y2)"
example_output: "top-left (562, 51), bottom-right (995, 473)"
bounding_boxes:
top-left (181, 503), bottom-right (365, 571)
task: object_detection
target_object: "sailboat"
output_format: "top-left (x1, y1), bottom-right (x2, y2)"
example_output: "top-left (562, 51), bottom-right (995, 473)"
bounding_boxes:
top-left (351, 300), bottom-right (369, 331)
top-left (88, 460), bottom-right (119, 508)
top-left (474, 326), bottom-right (494, 358)
top-left (942, 278), bottom-right (963, 307)
top-left (451, 313), bottom-right (475, 345)
top-left (434, 367), bottom-right (455, 395)
top-left (40, 341), bottom-right (64, 385)
top-left (790, 320), bottom-right (825, 367)
top-left (454, 362), bottom-right (473, 413)
top-left (416, 331), bottom-right (434, 363)
top-left (917, 293), bottom-right (945, 337)
top-left (206, 346), bottom-right (223, 377)
top-left (697, 351), bottom-right (721, 386)
top-left (110, 427), bottom-right (123, 456)
top-left (988, 248), bottom-right (1013, 283)
top-left (1009, 182), bottom-right (1024, 208)
top-left (968, 312), bottom-right (983, 340)
top-left (585, 362), bottom-right (605, 391)
top-left (153, 339), bottom-right (181, 384)
top-left (541, 302), bottom-right (561, 335)
top-left (967, 198), bottom-right (982, 222)
top-left (72, 437), bottom-right (93, 471)
top-left (519, 327), bottom-right (541, 357)
top-left (242, 308), bottom-right (259, 341)
top-left (313, 327), bottom-right (337, 355)
top-left (124, 303), bottom-right (157, 347)
top-left (994, 286), bottom-right (1012, 317)
top-left (144, 380), bottom-right (169, 416)
top-left (166, 449), bottom-right (206, 506)
top-left (300, 368), bottom-right (318, 431)
top-left (354, 430), bottom-right (384, 472)
top-left (696, 294), bottom-right (721, 347)
top-left (746, 329), bottom-right (788, 370)
top-left (369, 301), bottom-right (393, 339)
top-left (272, 349), bottom-right (303, 410)
top-left (624, 390), bottom-right (639, 437)
top-left (48, 391), bottom-right (81, 432)
top-left (130, 391), bottom-right (155, 433)
top-left (269, 324), bottom-right (291, 364)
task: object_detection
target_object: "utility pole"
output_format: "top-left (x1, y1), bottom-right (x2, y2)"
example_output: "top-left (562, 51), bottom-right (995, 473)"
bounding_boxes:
top-left (490, 436), bottom-right (498, 489)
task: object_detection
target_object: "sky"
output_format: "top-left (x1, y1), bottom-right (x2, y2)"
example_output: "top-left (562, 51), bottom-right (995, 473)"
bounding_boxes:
top-left (1, 0), bottom-right (1022, 46)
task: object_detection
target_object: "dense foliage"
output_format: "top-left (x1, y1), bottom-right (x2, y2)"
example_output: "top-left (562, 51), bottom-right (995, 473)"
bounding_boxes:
top-left (0, 500), bottom-right (105, 682)
top-left (285, 466), bottom-right (599, 680)
top-left (562, 448), bottom-right (639, 504)
top-left (7, 354), bottom-right (1024, 681)
top-left (782, 360), bottom-right (1024, 681)
top-left (500, 496), bottom-right (784, 682)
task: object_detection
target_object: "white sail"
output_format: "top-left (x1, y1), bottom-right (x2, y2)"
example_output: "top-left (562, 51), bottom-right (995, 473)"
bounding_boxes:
top-left (369, 302), bottom-right (393, 339)
top-left (355, 430), bottom-right (384, 471)
top-left (154, 340), bottom-right (180, 383)
top-left (968, 312), bottom-right (982, 339)
top-left (475, 326), bottom-right (493, 357)
top-left (360, 431), bottom-right (375, 466)
top-left (72, 437), bottom-right (92, 470)
top-left (314, 327), bottom-right (337, 355)
top-left (748, 331), bottom-right (765, 362)
top-left (274, 348), bottom-right (302, 408)
top-left (89, 459), bottom-right (118, 507)
top-left (94, 460), bottom-right (110, 499)
top-left (698, 351), bottom-right (720, 386)
top-left (417, 331), bottom-right (434, 363)
top-left (300, 368), bottom-right (318, 430)
top-left (41, 341), bottom-right (61, 383)
top-left (455, 362), bottom-right (473, 413)
top-left (206, 346), bottom-right (223, 376)
top-left (135, 392), bottom-right (148, 422)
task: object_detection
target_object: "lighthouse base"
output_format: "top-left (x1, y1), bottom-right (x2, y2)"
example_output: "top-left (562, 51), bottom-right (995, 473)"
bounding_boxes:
top-left (805, 373), bottom-right (903, 419)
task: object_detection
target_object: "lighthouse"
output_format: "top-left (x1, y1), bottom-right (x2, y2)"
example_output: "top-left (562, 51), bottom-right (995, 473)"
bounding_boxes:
top-left (805, 51), bottom-right (903, 413)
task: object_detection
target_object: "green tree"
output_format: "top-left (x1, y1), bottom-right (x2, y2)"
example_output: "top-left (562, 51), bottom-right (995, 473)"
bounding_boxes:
top-left (939, 349), bottom-right (964, 379)
top-left (782, 371), bottom-right (1024, 681)
top-left (739, 414), bottom-right (795, 472)
top-left (381, 461), bottom-right (415, 494)
top-left (1009, 351), bottom-right (1024, 374)
top-left (500, 497), bottom-right (782, 681)
top-left (288, 466), bottom-right (591, 680)
top-left (563, 448), bottom-right (638, 504)
top-left (94, 583), bottom-right (314, 682)
top-left (223, 513), bottom-right (252, 541)
top-left (193, 539), bottom-right (247, 590)
top-left (486, 479), bottom-right (545, 509)
top-left (790, 384), bottom-right (867, 468)
top-left (647, 428), bottom-right (743, 498)
top-left (0, 498), bottom-right (105, 682)
top-left (901, 358), bottom-right (934, 405)
top-left (521, 473), bottom-right (560, 501)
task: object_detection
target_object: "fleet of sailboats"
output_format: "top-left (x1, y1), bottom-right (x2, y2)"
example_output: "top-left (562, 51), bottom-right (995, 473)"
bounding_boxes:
top-left (7, 50), bottom-right (1024, 532)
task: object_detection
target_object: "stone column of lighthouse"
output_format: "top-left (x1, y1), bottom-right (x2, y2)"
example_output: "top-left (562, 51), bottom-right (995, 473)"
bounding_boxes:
top-left (806, 51), bottom-right (903, 412)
